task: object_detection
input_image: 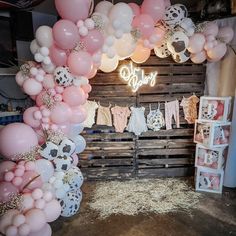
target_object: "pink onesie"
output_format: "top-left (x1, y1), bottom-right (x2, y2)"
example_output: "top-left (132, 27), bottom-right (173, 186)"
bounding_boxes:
top-left (165, 100), bottom-right (180, 130)
top-left (111, 106), bottom-right (131, 133)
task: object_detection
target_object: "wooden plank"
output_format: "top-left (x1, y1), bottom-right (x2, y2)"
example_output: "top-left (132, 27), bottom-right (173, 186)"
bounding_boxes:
top-left (137, 157), bottom-right (194, 166)
top-left (138, 148), bottom-right (195, 156)
top-left (82, 132), bottom-right (135, 141)
top-left (137, 167), bottom-right (194, 178)
top-left (139, 128), bottom-right (194, 137)
top-left (88, 96), bottom-right (136, 106)
top-left (85, 141), bottom-right (135, 150)
top-left (79, 158), bottom-right (133, 167)
top-left (80, 150), bottom-right (135, 157)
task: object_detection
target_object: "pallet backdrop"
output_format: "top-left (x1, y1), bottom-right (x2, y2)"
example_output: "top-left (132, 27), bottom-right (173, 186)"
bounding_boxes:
top-left (79, 55), bottom-right (206, 180)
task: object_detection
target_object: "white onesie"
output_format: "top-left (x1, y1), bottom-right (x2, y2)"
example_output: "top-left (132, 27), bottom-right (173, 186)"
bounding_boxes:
top-left (82, 100), bottom-right (98, 128)
top-left (127, 107), bottom-right (148, 135)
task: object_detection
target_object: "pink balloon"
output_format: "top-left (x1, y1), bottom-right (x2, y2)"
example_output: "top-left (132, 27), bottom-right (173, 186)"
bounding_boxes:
top-left (72, 153), bottom-right (79, 166)
top-left (81, 29), bottom-right (104, 54)
top-left (164, 0), bottom-right (171, 7)
top-left (131, 42), bottom-right (151, 63)
top-left (188, 33), bottom-right (206, 54)
top-left (86, 66), bottom-right (97, 79)
top-left (141, 0), bottom-right (165, 23)
top-left (132, 14), bottom-right (155, 39)
top-left (203, 22), bottom-right (219, 37)
top-left (207, 42), bottom-right (227, 61)
top-left (57, 122), bottom-right (70, 135)
top-left (70, 105), bottom-right (87, 123)
top-left (67, 51), bottom-right (93, 76)
top-left (63, 86), bottom-right (86, 106)
top-left (16, 71), bottom-right (26, 86)
top-left (55, 0), bottom-right (89, 23)
top-left (0, 209), bottom-right (19, 234)
top-left (43, 200), bottom-right (61, 222)
top-left (21, 193), bottom-right (35, 212)
top-left (81, 84), bottom-right (92, 94)
top-left (28, 223), bottom-right (52, 236)
top-left (20, 171), bottom-right (43, 192)
top-left (42, 74), bottom-right (55, 89)
top-left (0, 182), bottom-right (19, 202)
top-left (36, 90), bottom-right (50, 107)
top-left (128, 3), bottom-right (140, 17)
top-left (153, 27), bottom-right (166, 43)
top-left (0, 123), bottom-right (38, 159)
top-left (34, 128), bottom-right (45, 145)
top-left (53, 20), bottom-right (79, 50)
top-left (23, 107), bottom-right (41, 128)
top-left (217, 26), bottom-right (234, 44)
top-left (50, 102), bottom-right (72, 124)
top-left (0, 161), bottom-right (16, 180)
top-left (25, 209), bottom-right (46, 232)
top-left (191, 51), bottom-right (207, 64)
top-left (23, 79), bottom-right (43, 96)
top-left (50, 44), bottom-right (68, 66)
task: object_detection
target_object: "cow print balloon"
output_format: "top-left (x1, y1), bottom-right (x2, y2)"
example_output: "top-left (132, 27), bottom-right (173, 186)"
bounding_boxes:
top-left (54, 66), bottom-right (74, 87)
top-left (59, 189), bottom-right (82, 217)
top-left (164, 4), bottom-right (186, 27)
top-left (154, 41), bottom-right (171, 58)
top-left (58, 138), bottom-right (76, 157)
top-left (172, 49), bottom-right (190, 63)
top-left (167, 31), bottom-right (189, 54)
top-left (175, 4), bottom-right (188, 18)
top-left (53, 155), bottom-right (73, 171)
top-left (40, 142), bottom-right (58, 160)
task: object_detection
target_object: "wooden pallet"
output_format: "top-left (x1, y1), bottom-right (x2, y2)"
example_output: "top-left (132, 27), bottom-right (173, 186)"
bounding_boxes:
top-left (80, 56), bottom-right (206, 180)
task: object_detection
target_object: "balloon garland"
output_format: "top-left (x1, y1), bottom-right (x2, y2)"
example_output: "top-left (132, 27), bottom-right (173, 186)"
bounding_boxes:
top-left (0, 0), bottom-right (234, 235)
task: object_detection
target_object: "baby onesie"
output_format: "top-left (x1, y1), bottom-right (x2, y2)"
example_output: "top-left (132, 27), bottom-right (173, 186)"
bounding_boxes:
top-left (96, 104), bottom-right (112, 126)
top-left (180, 95), bottom-right (199, 124)
top-left (165, 100), bottom-right (180, 130)
top-left (82, 100), bottom-right (98, 128)
top-left (146, 104), bottom-right (165, 131)
top-left (127, 107), bottom-right (148, 135)
top-left (111, 106), bottom-right (131, 133)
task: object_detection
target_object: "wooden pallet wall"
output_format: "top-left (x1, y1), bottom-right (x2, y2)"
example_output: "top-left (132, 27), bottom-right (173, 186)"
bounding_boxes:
top-left (79, 55), bottom-right (206, 180)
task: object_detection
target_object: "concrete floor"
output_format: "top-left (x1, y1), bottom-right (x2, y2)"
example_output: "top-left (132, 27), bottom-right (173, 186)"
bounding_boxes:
top-left (52, 181), bottom-right (236, 236)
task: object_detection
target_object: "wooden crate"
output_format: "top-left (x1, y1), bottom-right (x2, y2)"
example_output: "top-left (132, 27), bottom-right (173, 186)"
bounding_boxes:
top-left (80, 56), bottom-right (206, 180)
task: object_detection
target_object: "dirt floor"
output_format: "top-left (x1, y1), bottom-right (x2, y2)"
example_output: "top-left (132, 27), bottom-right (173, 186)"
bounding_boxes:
top-left (52, 181), bottom-right (236, 236)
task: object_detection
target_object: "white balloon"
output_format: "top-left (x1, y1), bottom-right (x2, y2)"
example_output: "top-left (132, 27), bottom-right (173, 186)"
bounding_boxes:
top-left (42, 63), bottom-right (56, 73)
top-left (72, 135), bottom-right (86, 154)
top-left (99, 54), bottom-right (119, 73)
top-left (39, 47), bottom-right (49, 56)
top-left (35, 26), bottom-right (53, 48)
top-left (35, 159), bottom-right (54, 183)
top-left (107, 48), bottom-right (116, 59)
top-left (30, 39), bottom-right (40, 55)
top-left (34, 53), bottom-right (44, 62)
top-left (69, 124), bottom-right (84, 138)
top-left (154, 41), bottom-right (171, 58)
top-left (115, 29), bottom-right (123, 39)
top-left (95, 1), bottom-right (113, 16)
top-left (105, 35), bottom-right (115, 47)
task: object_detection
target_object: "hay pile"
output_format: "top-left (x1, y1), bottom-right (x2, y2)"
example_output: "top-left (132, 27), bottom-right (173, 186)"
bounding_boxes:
top-left (88, 179), bottom-right (201, 218)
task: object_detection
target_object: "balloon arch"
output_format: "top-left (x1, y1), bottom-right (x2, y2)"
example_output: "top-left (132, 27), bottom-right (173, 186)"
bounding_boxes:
top-left (0, 0), bottom-right (234, 235)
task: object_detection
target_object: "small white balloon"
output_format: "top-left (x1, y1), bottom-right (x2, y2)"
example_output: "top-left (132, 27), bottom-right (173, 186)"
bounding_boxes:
top-left (105, 36), bottom-right (115, 47)
top-left (107, 48), bottom-right (116, 58)
top-left (113, 19), bottom-right (121, 30)
top-left (84, 18), bottom-right (95, 30)
top-left (76, 20), bottom-right (84, 27)
top-left (115, 29), bottom-right (123, 39)
top-left (30, 39), bottom-right (40, 55)
top-left (35, 74), bottom-right (44, 82)
top-left (35, 25), bottom-right (53, 48)
top-left (40, 47), bottom-right (49, 56)
top-left (43, 56), bottom-right (51, 65)
top-left (34, 53), bottom-right (44, 62)
top-left (79, 26), bottom-right (88, 37)
top-left (30, 67), bottom-right (38, 76)
top-left (42, 63), bottom-right (56, 73)
top-left (102, 44), bottom-right (109, 53)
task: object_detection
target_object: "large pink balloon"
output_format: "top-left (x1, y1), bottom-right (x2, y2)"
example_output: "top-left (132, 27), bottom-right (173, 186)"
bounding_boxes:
top-left (50, 102), bottom-right (72, 124)
top-left (23, 107), bottom-right (41, 128)
top-left (43, 200), bottom-right (61, 222)
top-left (81, 29), bottom-right (104, 54)
top-left (0, 161), bottom-right (16, 180)
top-left (191, 51), bottom-right (207, 64)
top-left (70, 105), bottom-right (87, 123)
top-left (67, 51), bottom-right (93, 76)
top-left (25, 209), bottom-right (46, 232)
top-left (63, 86), bottom-right (86, 106)
top-left (0, 123), bottom-right (38, 159)
top-left (53, 20), bottom-right (79, 50)
top-left (141, 0), bottom-right (165, 23)
top-left (58, 123), bottom-right (71, 135)
top-left (207, 42), bottom-right (227, 61)
top-left (28, 223), bottom-right (52, 236)
top-left (50, 45), bottom-right (68, 66)
top-left (0, 182), bottom-right (19, 202)
top-left (55, 0), bottom-right (90, 23)
top-left (20, 171), bottom-right (43, 192)
top-left (128, 3), bottom-right (140, 17)
top-left (23, 79), bottom-right (43, 96)
top-left (188, 33), bottom-right (206, 54)
top-left (217, 26), bottom-right (234, 44)
top-left (132, 14), bottom-right (155, 38)
top-left (203, 22), bottom-right (219, 37)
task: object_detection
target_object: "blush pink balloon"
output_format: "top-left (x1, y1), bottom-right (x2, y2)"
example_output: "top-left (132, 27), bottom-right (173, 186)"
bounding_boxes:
top-left (0, 182), bottom-right (19, 202)
top-left (34, 128), bottom-right (45, 145)
top-left (21, 193), bottom-right (35, 212)
top-left (72, 153), bottom-right (79, 166)
top-left (20, 171), bottom-right (43, 192)
top-left (203, 22), bottom-right (219, 37)
top-left (23, 107), bottom-right (41, 128)
top-left (42, 74), bottom-right (55, 89)
top-left (188, 33), bottom-right (206, 54)
top-left (217, 26), bottom-right (234, 44)
top-left (25, 209), bottom-right (46, 232)
top-left (55, 0), bottom-right (90, 23)
top-left (191, 51), bottom-right (207, 64)
top-left (81, 29), bottom-right (104, 54)
top-left (50, 45), bottom-right (68, 66)
top-left (28, 223), bottom-right (52, 236)
top-left (132, 14), bottom-right (155, 39)
top-left (141, 0), bottom-right (165, 23)
top-left (207, 42), bottom-right (227, 61)
top-left (81, 84), bottom-right (92, 94)
top-left (23, 79), bottom-right (43, 96)
top-left (86, 66), bottom-right (97, 79)
top-left (131, 42), bottom-right (151, 63)
top-left (164, 0), bottom-right (171, 7)
top-left (67, 51), bottom-right (93, 76)
top-left (53, 20), bottom-right (79, 50)
top-left (43, 200), bottom-right (61, 222)
top-left (57, 123), bottom-right (70, 135)
top-left (0, 161), bottom-right (16, 180)
top-left (50, 102), bottom-right (72, 124)
top-left (0, 123), bottom-right (38, 159)
top-left (128, 3), bottom-right (140, 17)
top-left (0, 209), bottom-right (19, 234)
top-left (63, 86), bottom-right (86, 106)
top-left (70, 105), bottom-right (87, 123)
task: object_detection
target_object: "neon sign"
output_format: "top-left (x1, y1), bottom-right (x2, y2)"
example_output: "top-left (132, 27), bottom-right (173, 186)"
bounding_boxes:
top-left (119, 62), bottom-right (158, 92)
